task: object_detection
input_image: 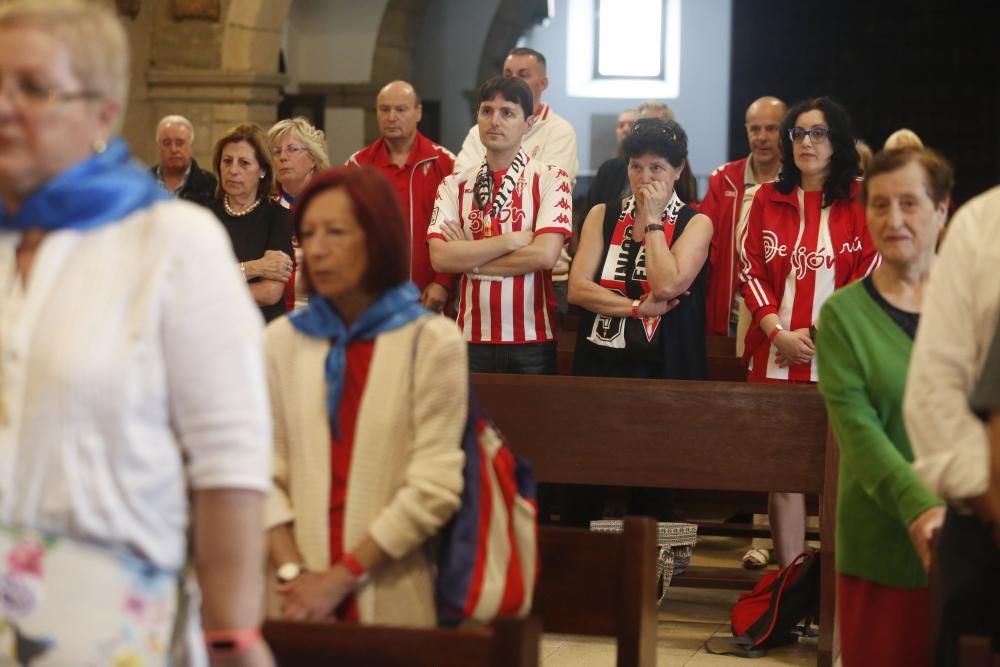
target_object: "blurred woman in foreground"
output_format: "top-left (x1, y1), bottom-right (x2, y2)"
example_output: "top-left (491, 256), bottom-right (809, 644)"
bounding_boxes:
top-left (0, 1), bottom-right (272, 664)
top-left (817, 147), bottom-right (952, 665)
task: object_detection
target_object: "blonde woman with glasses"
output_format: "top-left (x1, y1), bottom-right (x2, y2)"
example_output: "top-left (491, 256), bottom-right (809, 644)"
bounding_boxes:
top-left (269, 117), bottom-right (330, 310)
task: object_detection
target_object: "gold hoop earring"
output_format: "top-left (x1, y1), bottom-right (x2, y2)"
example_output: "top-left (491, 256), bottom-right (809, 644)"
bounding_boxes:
top-left (93, 138), bottom-right (108, 154)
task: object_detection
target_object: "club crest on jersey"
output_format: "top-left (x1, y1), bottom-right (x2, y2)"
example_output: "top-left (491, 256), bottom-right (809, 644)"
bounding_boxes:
top-left (516, 174), bottom-right (527, 196)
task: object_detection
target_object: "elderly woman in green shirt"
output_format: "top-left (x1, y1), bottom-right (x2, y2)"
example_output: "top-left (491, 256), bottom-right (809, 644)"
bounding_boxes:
top-left (816, 147), bottom-right (952, 667)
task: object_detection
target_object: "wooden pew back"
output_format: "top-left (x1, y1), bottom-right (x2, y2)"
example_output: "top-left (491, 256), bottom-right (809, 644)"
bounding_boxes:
top-left (473, 373), bottom-right (837, 667)
top-left (535, 517), bottom-right (658, 667)
top-left (263, 616), bottom-right (541, 667)
top-left (474, 374), bottom-right (826, 494)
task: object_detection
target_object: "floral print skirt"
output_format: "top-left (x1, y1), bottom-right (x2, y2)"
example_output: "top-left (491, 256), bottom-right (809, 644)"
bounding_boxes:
top-left (0, 526), bottom-right (177, 666)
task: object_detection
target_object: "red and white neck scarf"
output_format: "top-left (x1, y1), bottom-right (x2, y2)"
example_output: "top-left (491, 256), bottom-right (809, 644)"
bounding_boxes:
top-left (587, 191), bottom-right (684, 349)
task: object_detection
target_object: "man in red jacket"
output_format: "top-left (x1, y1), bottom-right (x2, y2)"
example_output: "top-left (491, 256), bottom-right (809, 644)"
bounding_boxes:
top-left (699, 96), bottom-right (785, 336)
top-left (348, 80), bottom-right (456, 312)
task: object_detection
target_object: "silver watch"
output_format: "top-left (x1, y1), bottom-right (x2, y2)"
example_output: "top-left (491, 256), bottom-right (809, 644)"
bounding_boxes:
top-left (276, 561), bottom-right (304, 584)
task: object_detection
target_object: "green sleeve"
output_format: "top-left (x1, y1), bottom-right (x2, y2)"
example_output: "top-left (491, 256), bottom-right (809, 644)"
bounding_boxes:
top-left (816, 298), bottom-right (942, 526)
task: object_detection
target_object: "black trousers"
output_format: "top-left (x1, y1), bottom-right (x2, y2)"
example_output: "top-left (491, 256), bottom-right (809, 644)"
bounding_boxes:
top-left (932, 506), bottom-right (1000, 667)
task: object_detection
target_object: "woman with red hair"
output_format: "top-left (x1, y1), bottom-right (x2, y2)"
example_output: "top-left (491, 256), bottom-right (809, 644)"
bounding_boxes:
top-left (264, 166), bottom-right (467, 626)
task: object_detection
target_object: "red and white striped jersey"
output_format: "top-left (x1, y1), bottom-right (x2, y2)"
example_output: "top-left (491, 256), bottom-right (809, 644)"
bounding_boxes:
top-left (738, 181), bottom-right (880, 382)
top-left (428, 158), bottom-right (573, 344)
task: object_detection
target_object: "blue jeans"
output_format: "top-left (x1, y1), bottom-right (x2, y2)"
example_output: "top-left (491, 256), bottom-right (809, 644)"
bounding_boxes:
top-left (467, 342), bottom-right (557, 375)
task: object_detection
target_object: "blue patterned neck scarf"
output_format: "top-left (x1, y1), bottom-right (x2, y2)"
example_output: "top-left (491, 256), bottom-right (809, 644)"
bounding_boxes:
top-left (289, 281), bottom-right (427, 437)
top-left (0, 138), bottom-right (168, 232)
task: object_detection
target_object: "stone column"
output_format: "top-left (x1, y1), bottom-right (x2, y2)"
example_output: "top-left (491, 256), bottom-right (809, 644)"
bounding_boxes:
top-left (146, 68), bottom-right (287, 167)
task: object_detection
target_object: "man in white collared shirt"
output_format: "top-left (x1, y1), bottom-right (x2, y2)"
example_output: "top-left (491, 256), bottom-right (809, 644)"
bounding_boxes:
top-left (904, 185), bottom-right (1000, 664)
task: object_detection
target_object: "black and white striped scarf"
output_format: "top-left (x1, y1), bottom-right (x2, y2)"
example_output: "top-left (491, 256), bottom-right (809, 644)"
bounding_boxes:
top-left (473, 149), bottom-right (529, 235)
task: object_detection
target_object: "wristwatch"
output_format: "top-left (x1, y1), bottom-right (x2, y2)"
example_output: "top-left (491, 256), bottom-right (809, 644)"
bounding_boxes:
top-left (644, 223), bottom-right (665, 233)
top-left (276, 562), bottom-right (305, 584)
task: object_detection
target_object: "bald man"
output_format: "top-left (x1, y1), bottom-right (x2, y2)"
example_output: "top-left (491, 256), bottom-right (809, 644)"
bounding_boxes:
top-left (348, 81), bottom-right (456, 312)
top-left (699, 96), bottom-right (786, 336)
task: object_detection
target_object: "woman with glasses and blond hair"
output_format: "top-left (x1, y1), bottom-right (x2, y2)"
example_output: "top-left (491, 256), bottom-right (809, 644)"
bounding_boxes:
top-left (738, 97), bottom-right (880, 569)
top-left (0, 1), bottom-right (272, 664)
top-left (269, 117), bottom-right (330, 311)
top-left (211, 122), bottom-right (294, 323)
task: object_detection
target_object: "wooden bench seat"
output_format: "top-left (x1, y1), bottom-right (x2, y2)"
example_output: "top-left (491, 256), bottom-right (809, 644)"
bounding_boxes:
top-left (473, 373), bottom-right (838, 667)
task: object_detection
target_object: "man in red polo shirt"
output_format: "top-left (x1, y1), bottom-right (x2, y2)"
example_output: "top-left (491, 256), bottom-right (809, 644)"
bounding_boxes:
top-left (347, 80), bottom-right (456, 312)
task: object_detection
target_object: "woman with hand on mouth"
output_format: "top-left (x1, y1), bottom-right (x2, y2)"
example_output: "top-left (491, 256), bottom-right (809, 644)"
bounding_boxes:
top-left (211, 123), bottom-right (294, 322)
top-left (269, 118), bottom-right (330, 311)
top-left (738, 97), bottom-right (880, 570)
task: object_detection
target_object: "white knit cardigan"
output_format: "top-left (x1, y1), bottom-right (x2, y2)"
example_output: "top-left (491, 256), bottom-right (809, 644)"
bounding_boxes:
top-left (265, 314), bottom-right (467, 626)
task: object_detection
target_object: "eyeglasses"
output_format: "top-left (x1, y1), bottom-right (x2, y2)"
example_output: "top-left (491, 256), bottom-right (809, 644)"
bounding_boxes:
top-left (0, 72), bottom-right (99, 110)
top-left (272, 144), bottom-right (307, 158)
top-left (789, 126), bottom-right (830, 144)
top-left (746, 124), bottom-right (779, 136)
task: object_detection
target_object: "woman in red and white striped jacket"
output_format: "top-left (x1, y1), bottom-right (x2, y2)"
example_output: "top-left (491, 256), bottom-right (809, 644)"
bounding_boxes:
top-left (738, 97), bottom-right (880, 568)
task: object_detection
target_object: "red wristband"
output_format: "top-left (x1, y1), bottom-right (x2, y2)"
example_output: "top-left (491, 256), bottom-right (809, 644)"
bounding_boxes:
top-left (341, 552), bottom-right (367, 579)
top-left (767, 324), bottom-right (784, 343)
top-left (204, 627), bottom-right (261, 659)
top-left (631, 299), bottom-right (640, 319)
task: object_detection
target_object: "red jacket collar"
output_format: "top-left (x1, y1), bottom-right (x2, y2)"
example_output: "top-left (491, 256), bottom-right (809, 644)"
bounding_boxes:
top-left (361, 131), bottom-right (442, 169)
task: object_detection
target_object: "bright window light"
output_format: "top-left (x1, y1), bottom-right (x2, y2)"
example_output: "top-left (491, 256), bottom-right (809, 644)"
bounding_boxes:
top-left (596, 0), bottom-right (663, 78)
top-left (567, 0), bottom-right (681, 99)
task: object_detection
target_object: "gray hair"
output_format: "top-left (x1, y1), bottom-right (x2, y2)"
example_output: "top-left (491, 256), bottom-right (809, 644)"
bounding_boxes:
top-left (637, 100), bottom-right (675, 121)
top-left (267, 117), bottom-right (330, 170)
top-left (156, 115), bottom-right (195, 142)
top-left (0, 0), bottom-right (130, 132)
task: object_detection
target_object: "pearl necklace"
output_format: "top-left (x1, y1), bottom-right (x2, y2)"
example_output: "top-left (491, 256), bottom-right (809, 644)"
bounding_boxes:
top-left (224, 194), bottom-right (263, 217)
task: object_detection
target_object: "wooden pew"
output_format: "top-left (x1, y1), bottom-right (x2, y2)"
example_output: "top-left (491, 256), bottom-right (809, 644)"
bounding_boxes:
top-left (959, 636), bottom-right (1000, 667)
top-left (535, 516), bottom-right (658, 667)
top-left (474, 373), bottom-right (837, 667)
top-left (263, 615), bottom-right (541, 667)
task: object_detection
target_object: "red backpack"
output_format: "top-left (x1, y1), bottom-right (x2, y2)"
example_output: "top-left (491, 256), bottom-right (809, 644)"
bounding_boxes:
top-left (705, 551), bottom-right (820, 658)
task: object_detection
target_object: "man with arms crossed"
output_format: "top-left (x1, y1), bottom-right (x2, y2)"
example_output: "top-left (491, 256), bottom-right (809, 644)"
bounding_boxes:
top-left (428, 76), bottom-right (572, 373)
top-left (348, 81), bottom-right (456, 312)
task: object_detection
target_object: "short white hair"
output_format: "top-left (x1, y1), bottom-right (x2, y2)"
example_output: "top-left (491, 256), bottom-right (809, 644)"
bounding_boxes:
top-left (0, 0), bottom-right (129, 132)
top-left (157, 115), bottom-right (195, 142)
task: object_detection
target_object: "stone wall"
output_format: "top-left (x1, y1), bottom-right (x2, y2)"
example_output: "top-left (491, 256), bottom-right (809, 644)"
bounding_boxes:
top-left (119, 0), bottom-right (290, 167)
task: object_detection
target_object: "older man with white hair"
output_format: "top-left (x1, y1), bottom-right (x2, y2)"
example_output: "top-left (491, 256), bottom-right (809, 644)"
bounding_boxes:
top-left (151, 114), bottom-right (217, 207)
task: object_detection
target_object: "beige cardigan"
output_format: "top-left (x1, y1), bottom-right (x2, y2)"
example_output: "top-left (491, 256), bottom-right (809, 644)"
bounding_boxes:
top-left (265, 314), bottom-right (467, 626)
